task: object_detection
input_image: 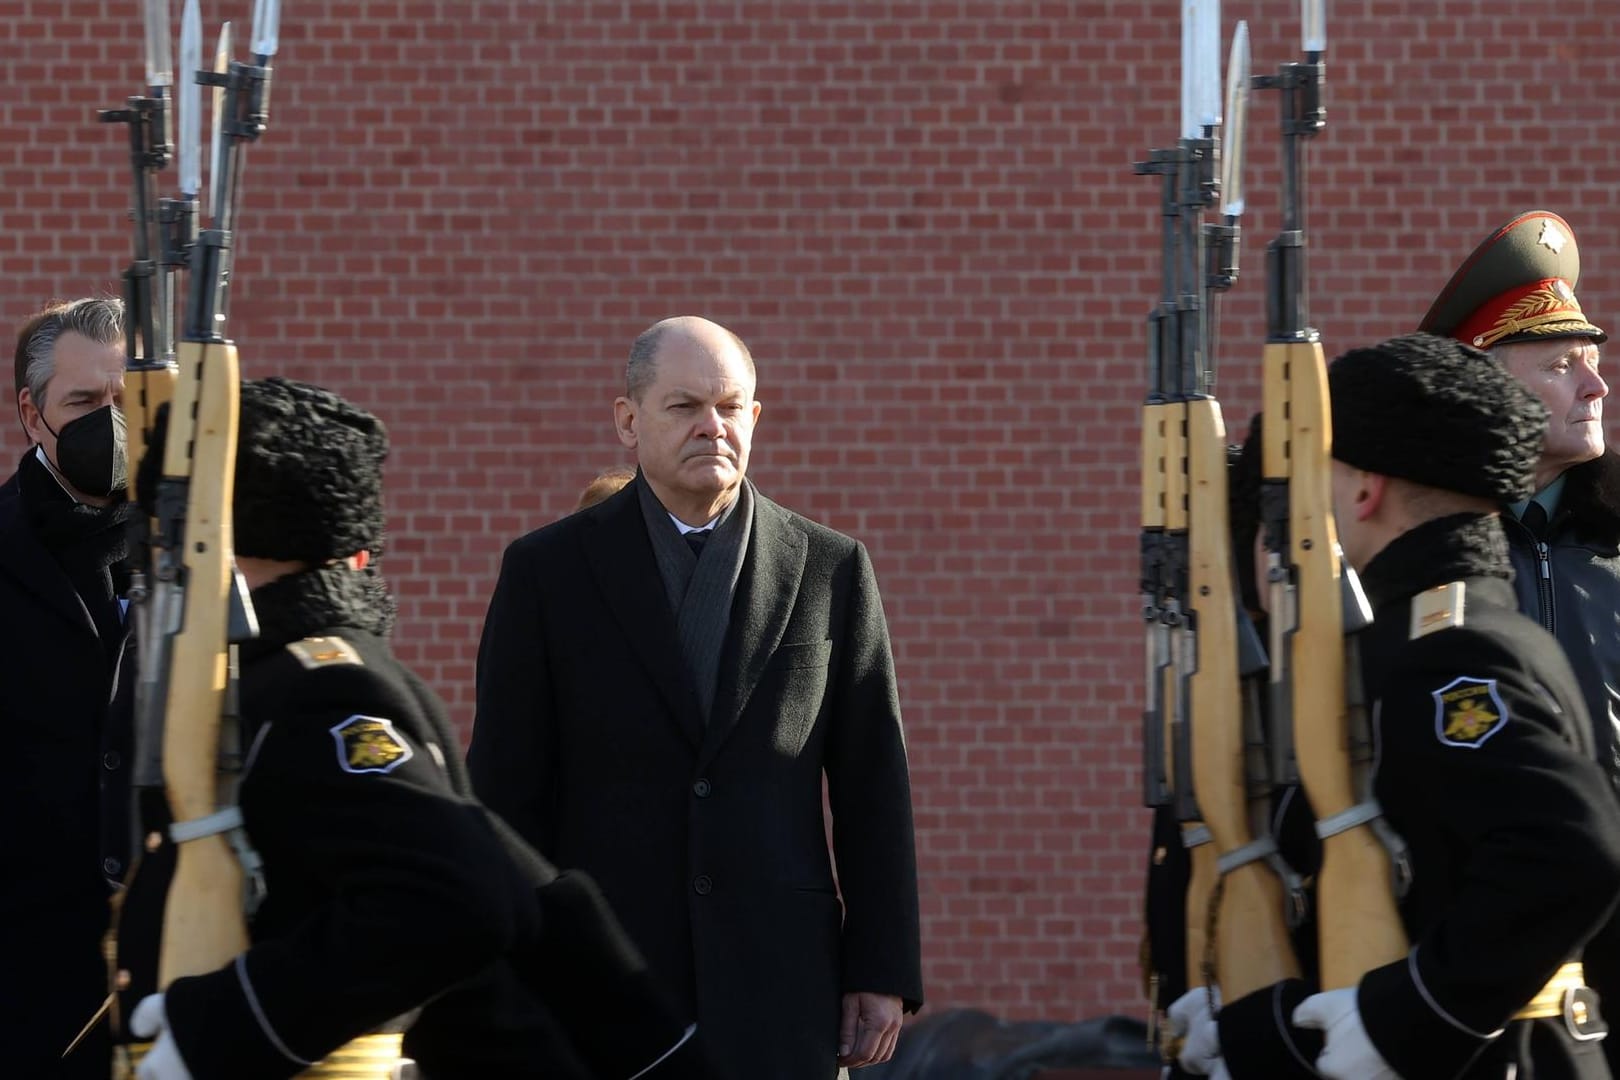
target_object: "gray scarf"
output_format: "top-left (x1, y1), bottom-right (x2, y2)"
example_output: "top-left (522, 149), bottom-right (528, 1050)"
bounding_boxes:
top-left (637, 477), bottom-right (752, 721)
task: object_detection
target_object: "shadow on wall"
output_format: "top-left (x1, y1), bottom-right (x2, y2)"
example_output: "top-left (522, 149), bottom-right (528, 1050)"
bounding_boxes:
top-left (862, 1010), bottom-right (1160, 1080)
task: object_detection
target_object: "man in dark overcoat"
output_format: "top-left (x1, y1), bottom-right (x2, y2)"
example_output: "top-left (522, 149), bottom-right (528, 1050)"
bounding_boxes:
top-left (1, 297), bottom-right (137, 1079)
top-left (1419, 209), bottom-right (1620, 1075)
top-left (469, 314), bottom-right (925, 1080)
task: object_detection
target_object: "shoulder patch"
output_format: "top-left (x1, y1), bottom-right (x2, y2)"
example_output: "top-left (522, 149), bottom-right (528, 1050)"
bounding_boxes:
top-left (330, 715), bottom-right (414, 775)
top-left (286, 636), bottom-right (363, 670)
top-left (1409, 582), bottom-right (1466, 640)
top-left (1432, 676), bottom-right (1509, 749)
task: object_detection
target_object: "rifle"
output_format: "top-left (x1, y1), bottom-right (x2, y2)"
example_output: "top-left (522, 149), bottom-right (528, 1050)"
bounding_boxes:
top-left (1139, 4), bottom-right (1301, 1041)
top-left (1253, 0), bottom-right (1406, 991)
top-left (1183, 21), bottom-right (1307, 1005)
top-left (1136, 5), bottom-right (1216, 1031)
top-left (100, 0), bottom-right (182, 499)
top-left (101, 0), bottom-right (281, 1039)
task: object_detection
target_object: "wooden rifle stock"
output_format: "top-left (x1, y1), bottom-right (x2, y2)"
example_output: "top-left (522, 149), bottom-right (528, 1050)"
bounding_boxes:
top-left (1263, 340), bottom-right (1405, 989)
top-left (154, 339), bottom-right (248, 985)
top-left (124, 367), bottom-right (177, 507)
top-left (1185, 399), bottom-right (1300, 998)
top-left (1157, 402), bottom-right (1220, 991)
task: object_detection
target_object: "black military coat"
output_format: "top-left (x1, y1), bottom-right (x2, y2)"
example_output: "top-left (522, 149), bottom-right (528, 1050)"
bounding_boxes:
top-left (0, 460), bottom-right (133, 1080)
top-left (123, 567), bottom-right (705, 1080)
top-left (1218, 515), bottom-right (1620, 1080)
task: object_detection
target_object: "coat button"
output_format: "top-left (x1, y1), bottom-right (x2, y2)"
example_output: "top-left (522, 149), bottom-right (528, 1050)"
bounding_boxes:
top-left (103, 751), bottom-right (122, 771)
top-left (693, 874), bottom-right (713, 896)
top-left (692, 778), bottom-right (711, 798)
top-left (103, 857), bottom-right (123, 877)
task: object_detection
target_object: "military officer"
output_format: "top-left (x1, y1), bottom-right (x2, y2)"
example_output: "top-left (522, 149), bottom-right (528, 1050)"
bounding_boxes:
top-left (1419, 212), bottom-right (1620, 1076)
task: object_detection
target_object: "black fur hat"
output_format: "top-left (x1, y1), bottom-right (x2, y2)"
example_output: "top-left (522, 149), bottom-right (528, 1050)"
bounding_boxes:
top-left (137, 377), bottom-right (388, 562)
top-left (1329, 332), bottom-right (1547, 504)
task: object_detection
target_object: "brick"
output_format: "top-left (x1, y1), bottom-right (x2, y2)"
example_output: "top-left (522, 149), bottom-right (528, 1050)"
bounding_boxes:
top-left (6, 0), bottom-right (1618, 1030)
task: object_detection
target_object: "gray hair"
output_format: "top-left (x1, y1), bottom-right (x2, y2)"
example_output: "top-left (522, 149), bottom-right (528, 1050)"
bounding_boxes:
top-left (625, 316), bottom-right (754, 402)
top-left (13, 296), bottom-right (125, 411)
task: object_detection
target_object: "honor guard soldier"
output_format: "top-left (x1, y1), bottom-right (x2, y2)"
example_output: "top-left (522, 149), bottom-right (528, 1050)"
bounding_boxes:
top-left (120, 378), bottom-right (710, 1080)
top-left (1173, 333), bottom-right (1620, 1080)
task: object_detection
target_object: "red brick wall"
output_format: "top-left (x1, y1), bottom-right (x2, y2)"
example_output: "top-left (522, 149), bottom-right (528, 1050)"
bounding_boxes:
top-left (7, 0), bottom-right (1619, 1024)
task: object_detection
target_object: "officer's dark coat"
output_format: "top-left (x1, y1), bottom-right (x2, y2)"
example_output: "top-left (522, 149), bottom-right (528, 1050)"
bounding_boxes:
top-left (1504, 451), bottom-right (1620, 1077)
top-left (145, 567), bottom-right (703, 1080)
top-left (1218, 515), bottom-right (1620, 1080)
top-left (469, 477), bottom-right (925, 1080)
top-left (0, 461), bottom-right (133, 1080)
top-left (1505, 451), bottom-right (1620, 792)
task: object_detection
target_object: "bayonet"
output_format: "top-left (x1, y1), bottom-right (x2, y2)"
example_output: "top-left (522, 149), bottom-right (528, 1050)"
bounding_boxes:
top-left (179, 0), bottom-right (201, 200)
top-left (139, 0), bottom-right (174, 362)
top-left (143, 0), bottom-right (173, 92)
top-left (1179, 2), bottom-right (1198, 141)
top-left (209, 22), bottom-right (231, 227)
top-left (1220, 23), bottom-right (1249, 222)
top-left (1303, 0), bottom-right (1326, 56)
top-left (252, 0), bottom-right (282, 62)
top-left (1201, 21), bottom-right (1248, 389)
top-left (152, 0), bottom-right (207, 366)
top-left (1195, 0), bottom-right (1221, 133)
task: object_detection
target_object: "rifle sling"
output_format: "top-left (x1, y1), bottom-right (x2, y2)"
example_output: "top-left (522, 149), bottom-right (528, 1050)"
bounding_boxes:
top-left (1215, 835), bottom-right (1277, 874)
top-left (168, 806), bottom-right (243, 843)
top-left (167, 804), bottom-right (266, 916)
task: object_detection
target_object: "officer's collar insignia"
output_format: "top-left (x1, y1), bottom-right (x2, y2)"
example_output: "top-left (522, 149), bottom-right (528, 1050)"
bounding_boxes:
top-left (287, 636), bottom-right (363, 669)
top-left (331, 715), bottom-right (413, 775)
top-left (1432, 676), bottom-right (1509, 749)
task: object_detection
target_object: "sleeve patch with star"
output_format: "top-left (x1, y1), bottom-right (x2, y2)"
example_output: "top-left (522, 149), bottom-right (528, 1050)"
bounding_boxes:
top-left (330, 715), bottom-right (414, 775)
top-left (1430, 676), bottom-right (1509, 749)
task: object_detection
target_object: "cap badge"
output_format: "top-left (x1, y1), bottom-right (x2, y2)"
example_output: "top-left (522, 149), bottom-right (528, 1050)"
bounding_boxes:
top-left (1538, 220), bottom-right (1568, 254)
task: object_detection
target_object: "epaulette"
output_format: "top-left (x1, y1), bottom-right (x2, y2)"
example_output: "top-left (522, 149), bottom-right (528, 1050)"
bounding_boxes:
top-left (1409, 581), bottom-right (1465, 640)
top-left (284, 636), bottom-right (364, 669)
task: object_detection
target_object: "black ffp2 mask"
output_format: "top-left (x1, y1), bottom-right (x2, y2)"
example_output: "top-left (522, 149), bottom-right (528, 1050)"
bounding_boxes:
top-left (43, 405), bottom-right (128, 500)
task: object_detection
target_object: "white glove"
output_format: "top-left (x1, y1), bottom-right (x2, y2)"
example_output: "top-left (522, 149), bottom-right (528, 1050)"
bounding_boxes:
top-left (1292, 988), bottom-right (1401, 1080)
top-left (130, 994), bottom-right (195, 1080)
top-left (1167, 985), bottom-right (1223, 1076)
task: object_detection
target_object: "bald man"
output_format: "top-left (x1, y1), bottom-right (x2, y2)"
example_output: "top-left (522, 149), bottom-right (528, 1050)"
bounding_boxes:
top-left (469, 316), bottom-right (923, 1080)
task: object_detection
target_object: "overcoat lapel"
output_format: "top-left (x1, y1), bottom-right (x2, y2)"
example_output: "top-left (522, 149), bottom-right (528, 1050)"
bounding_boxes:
top-left (581, 487), bottom-right (706, 749)
top-left (701, 495), bottom-right (806, 767)
top-left (0, 495), bottom-right (97, 640)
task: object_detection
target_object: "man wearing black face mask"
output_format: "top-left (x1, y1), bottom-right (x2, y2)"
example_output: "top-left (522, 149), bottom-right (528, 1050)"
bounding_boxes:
top-left (1, 296), bottom-right (137, 1079)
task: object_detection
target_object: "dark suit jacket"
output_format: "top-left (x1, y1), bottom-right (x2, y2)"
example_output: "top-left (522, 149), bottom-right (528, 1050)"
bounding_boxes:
top-left (469, 477), bottom-right (924, 1080)
top-left (0, 468), bottom-right (133, 1079)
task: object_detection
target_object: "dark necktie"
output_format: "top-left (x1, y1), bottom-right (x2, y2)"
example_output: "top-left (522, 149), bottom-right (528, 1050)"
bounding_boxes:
top-left (1521, 501), bottom-right (1550, 540)
top-left (685, 529), bottom-right (713, 558)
